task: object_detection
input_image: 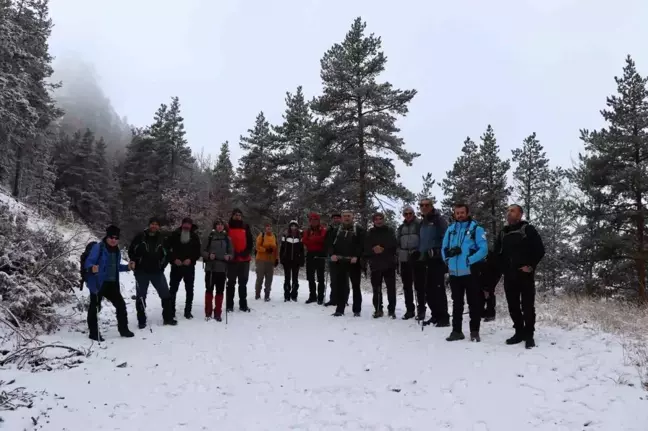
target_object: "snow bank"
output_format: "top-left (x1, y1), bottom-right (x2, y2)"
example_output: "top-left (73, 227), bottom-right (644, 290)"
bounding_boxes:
top-left (2, 266), bottom-right (647, 430)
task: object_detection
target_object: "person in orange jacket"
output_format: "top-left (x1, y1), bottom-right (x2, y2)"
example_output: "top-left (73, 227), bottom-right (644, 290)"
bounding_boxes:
top-left (255, 223), bottom-right (279, 301)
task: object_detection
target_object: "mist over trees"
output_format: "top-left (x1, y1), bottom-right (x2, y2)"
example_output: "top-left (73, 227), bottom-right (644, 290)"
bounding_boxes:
top-left (1, 2), bottom-right (646, 302)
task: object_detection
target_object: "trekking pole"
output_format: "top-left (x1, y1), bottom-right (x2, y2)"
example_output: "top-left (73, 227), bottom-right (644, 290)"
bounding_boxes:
top-left (135, 278), bottom-right (152, 333)
top-left (95, 293), bottom-right (102, 344)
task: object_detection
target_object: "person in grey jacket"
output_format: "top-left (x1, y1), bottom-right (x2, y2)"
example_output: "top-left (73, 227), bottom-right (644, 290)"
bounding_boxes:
top-left (202, 220), bottom-right (232, 321)
top-left (396, 205), bottom-right (422, 320)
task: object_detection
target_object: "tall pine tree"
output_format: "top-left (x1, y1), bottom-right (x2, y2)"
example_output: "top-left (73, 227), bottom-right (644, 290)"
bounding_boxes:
top-left (511, 132), bottom-right (550, 222)
top-left (209, 141), bottom-right (236, 219)
top-left (441, 137), bottom-right (480, 215)
top-left (577, 55), bottom-right (648, 302)
top-left (312, 17), bottom-right (418, 225)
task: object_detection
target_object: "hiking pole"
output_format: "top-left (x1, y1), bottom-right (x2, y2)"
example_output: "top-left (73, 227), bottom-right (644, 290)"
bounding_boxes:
top-left (95, 293), bottom-right (102, 344)
top-left (135, 278), bottom-right (152, 333)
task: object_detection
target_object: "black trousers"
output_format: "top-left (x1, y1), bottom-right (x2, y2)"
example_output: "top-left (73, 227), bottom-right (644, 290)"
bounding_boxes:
top-left (504, 270), bottom-right (536, 334)
top-left (334, 263), bottom-right (362, 314)
top-left (450, 274), bottom-right (482, 333)
top-left (400, 261), bottom-right (423, 313)
top-left (205, 271), bottom-right (226, 295)
top-left (420, 259), bottom-right (449, 322)
top-left (226, 261), bottom-right (250, 309)
top-left (370, 268), bottom-right (397, 313)
top-left (88, 281), bottom-right (128, 336)
top-left (283, 263), bottom-right (300, 299)
top-left (306, 256), bottom-right (326, 300)
top-left (170, 265), bottom-right (196, 312)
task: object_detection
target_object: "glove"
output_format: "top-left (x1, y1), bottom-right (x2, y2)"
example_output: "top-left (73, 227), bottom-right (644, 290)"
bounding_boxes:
top-left (79, 279), bottom-right (84, 291)
top-left (274, 259), bottom-right (279, 268)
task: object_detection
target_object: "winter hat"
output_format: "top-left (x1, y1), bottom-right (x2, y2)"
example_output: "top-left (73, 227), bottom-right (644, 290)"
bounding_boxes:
top-left (182, 217), bottom-right (193, 225)
top-left (105, 225), bottom-right (120, 238)
top-left (148, 216), bottom-right (161, 225)
top-left (232, 208), bottom-right (243, 216)
top-left (309, 212), bottom-right (320, 221)
top-left (288, 220), bottom-right (299, 227)
top-left (330, 210), bottom-right (341, 218)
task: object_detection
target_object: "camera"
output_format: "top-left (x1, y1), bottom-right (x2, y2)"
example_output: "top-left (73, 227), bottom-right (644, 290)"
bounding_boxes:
top-left (444, 246), bottom-right (462, 258)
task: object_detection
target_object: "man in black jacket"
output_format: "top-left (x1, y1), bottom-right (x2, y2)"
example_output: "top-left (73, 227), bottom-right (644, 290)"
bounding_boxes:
top-left (128, 217), bottom-right (176, 328)
top-left (166, 217), bottom-right (202, 319)
top-left (365, 213), bottom-right (398, 319)
top-left (329, 210), bottom-right (365, 317)
top-left (494, 204), bottom-right (545, 349)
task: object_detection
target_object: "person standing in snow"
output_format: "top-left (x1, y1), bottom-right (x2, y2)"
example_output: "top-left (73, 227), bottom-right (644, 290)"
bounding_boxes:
top-left (202, 220), bottom-right (232, 321)
top-left (302, 213), bottom-right (327, 304)
top-left (364, 213), bottom-right (398, 319)
top-left (226, 208), bottom-right (254, 312)
top-left (442, 203), bottom-right (488, 342)
top-left (84, 225), bottom-right (134, 341)
top-left (418, 198), bottom-right (451, 327)
top-left (396, 205), bottom-right (423, 320)
top-left (128, 217), bottom-right (176, 328)
top-left (255, 223), bottom-right (279, 301)
top-left (329, 210), bottom-right (365, 317)
top-left (494, 204), bottom-right (545, 349)
top-left (324, 211), bottom-right (342, 307)
top-left (279, 220), bottom-right (304, 302)
top-left (167, 217), bottom-right (202, 319)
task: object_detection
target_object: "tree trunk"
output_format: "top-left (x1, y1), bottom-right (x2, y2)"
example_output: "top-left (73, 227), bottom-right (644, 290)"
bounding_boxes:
top-left (12, 144), bottom-right (23, 198)
top-left (635, 196), bottom-right (645, 304)
top-left (357, 102), bottom-right (367, 227)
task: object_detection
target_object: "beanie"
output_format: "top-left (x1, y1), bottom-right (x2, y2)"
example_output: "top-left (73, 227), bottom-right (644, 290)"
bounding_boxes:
top-left (330, 210), bottom-right (341, 218)
top-left (105, 225), bottom-right (120, 238)
top-left (182, 217), bottom-right (193, 225)
top-left (288, 220), bottom-right (298, 227)
top-left (232, 208), bottom-right (243, 216)
top-left (148, 216), bottom-right (160, 225)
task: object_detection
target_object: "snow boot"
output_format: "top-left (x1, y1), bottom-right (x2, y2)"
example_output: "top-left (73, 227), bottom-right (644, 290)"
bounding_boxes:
top-left (525, 334), bottom-right (536, 349)
top-left (435, 320), bottom-right (450, 328)
top-left (205, 292), bottom-right (214, 319)
top-left (470, 331), bottom-right (481, 342)
top-left (388, 311), bottom-right (396, 319)
top-left (353, 312), bottom-right (361, 317)
top-left (89, 333), bottom-right (105, 342)
top-left (372, 309), bottom-right (384, 319)
top-left (284, 296), bottom-right (290, 302)
top-left (240, 306), bottom-right (251, 312)
top-left (332, 311), bottom-right (344, 317)
top-left (402, 310), bottom-right (415, 320)
top-left (446, 331), bottom-right (465, 342)
top-left (415, 314), bottom-right (426, 322)
top-left (119, 326), bottom-right (134, 338)
top-left (184, 309), bottom-right (193, 319)
top-left (324, 300), bottom-right (336, 307)
top-left (483, 316), bottom-right (496, 322)
top-left (255, 290), bottom-right (261, 300)
top-left (138, 321), bottom-right (146, 330)
top-left (506, 331), bottom-right (525, 345)
top-left (264, 297), bottom-right (271, 302)
top-left (305, 296), bottom-right (317, 304)
top-left (164, 319), bottom-right (178, 326)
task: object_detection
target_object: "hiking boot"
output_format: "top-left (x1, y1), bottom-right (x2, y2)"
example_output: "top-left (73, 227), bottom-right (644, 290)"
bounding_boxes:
top-left (255, 292), bottom-right (261, 300)
top-left (435, 320), bottom-right (450, 328)
top-left (317, 299), bottom-right (324, 305)
top-left (470, 331), bottom-right (481, 342)
top-left (446, 331), bottom-right (465, 342)
top-left (483, 316), bottom-right (496, 322)
top-left (215, 316), bottom-right (222, 322)
top-left (388, 311), bottom-right (396, 319)
top-left (353, 312), bottom-right (361, 317)
top-left (240, 306), bottom-right (251, 312)
top-left (284, 297), bottom-right (290, 302)
top-left (525, 336), bottom-right (536, 349)
top-left (138, 321), bottom-right (146, 330)
top-left (184, 310), bottom-right (193, 319)
top-left (332, 311), bottom-right (344, 317)
top-left (402, 311), bottom-right (415, 320)
top-left (226, 307), bottom-right (234, 313)
top-left (163, 318), bottom-right (178, 326)
top-left (324, 301), bottom-right (335, 307)
top-left (506, 332), bottom-right (525, 345)
top-left (415, 314), bottom-right (425, 321)
top-left (119, 328), bottom-right (135, 338)
top-left (264, 297), bottom-right (271, 302)
top-left (89, 334), bottom-right (104, 342)
top-left (305, 297), bottom-right (317, 304)
top-left (372, 310), bottom-right (384, 318)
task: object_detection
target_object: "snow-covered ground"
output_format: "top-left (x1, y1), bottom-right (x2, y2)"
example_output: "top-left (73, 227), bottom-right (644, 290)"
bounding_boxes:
top-left (3, 266), bottom-right (647, 431)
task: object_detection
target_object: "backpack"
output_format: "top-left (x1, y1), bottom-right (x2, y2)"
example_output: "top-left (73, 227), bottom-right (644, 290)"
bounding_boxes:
top-left (80, 241), bottom-right (97, 279)
top-left (333, 223), bottom-right (359, 246)
top-left (498, 224), bottom-right (528, 253)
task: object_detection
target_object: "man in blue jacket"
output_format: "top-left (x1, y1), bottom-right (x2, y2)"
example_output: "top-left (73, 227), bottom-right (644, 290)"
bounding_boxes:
top-left (418, 198), bottom-right (450, 326)
top-left (84, 225), bottom-right (134, 341)
top-left (442, 203), bottom-right (488, 342)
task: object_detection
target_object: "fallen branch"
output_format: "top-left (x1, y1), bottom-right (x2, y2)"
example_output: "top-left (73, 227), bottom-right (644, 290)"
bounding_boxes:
top-left (1, 343), bottom-right (89, 368)
top-left (0, 381), bottom-right (35, 411)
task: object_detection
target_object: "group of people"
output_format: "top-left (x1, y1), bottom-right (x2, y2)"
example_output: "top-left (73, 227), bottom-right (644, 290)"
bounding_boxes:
top-left (81, 201), bottom-right (545, 349)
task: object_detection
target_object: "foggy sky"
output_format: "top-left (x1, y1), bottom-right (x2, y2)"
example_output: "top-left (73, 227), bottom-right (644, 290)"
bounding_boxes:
top-left (47, 0), bottom-right (648, 200)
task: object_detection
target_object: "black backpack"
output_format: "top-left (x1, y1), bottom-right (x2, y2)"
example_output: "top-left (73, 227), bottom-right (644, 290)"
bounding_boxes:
top-left (80, 241), bottom-right (98, 289)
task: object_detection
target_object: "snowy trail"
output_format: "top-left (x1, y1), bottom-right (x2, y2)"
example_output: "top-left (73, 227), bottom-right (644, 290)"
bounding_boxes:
top-left (5, 266), bottom-right (647, 430)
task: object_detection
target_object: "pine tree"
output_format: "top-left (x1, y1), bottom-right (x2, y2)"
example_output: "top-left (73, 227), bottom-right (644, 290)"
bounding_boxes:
top-left (577, 55), bottom-right (648, 302)
top-left (416, 173), bottom-right (437, 205)
top-left (312, 17), bottom-right (418, 225)
top-left (441, 137), bottom-right (480, 215)
top-left (475, 125), bottom-right (511, 242)
top-left (511, 132), bottom-right (550, 222)
top-left (236, 112), bottom-right (280, 226)
top-left (150, 96), bottom-right (192, 183)
top-left (210, 141), bottom-right (235, 219)
top-left (274, 86), bottom-right (320, 217)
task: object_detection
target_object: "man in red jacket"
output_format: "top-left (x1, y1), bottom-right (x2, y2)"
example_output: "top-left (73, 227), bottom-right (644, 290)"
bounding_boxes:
top-left (302, 213), bottom-right (327, 304)
top-left (227, 208), bottom-right (254, 312)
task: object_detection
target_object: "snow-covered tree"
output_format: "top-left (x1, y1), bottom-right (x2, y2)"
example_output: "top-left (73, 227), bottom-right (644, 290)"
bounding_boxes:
top-left (441, 137), bottom-right (480, 215)
top-left (511, 132), bottom-right (550, 222)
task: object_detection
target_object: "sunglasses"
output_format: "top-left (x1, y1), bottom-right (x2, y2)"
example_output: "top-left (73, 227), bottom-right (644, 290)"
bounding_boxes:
top-left (108, 236), bottom-right (119, 240)
top-left (403, 212), bottom-right (414, 216)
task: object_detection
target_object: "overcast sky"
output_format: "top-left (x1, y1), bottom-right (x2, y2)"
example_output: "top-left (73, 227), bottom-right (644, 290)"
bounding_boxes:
top-left (47, 0), bottom-right (648, 200)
